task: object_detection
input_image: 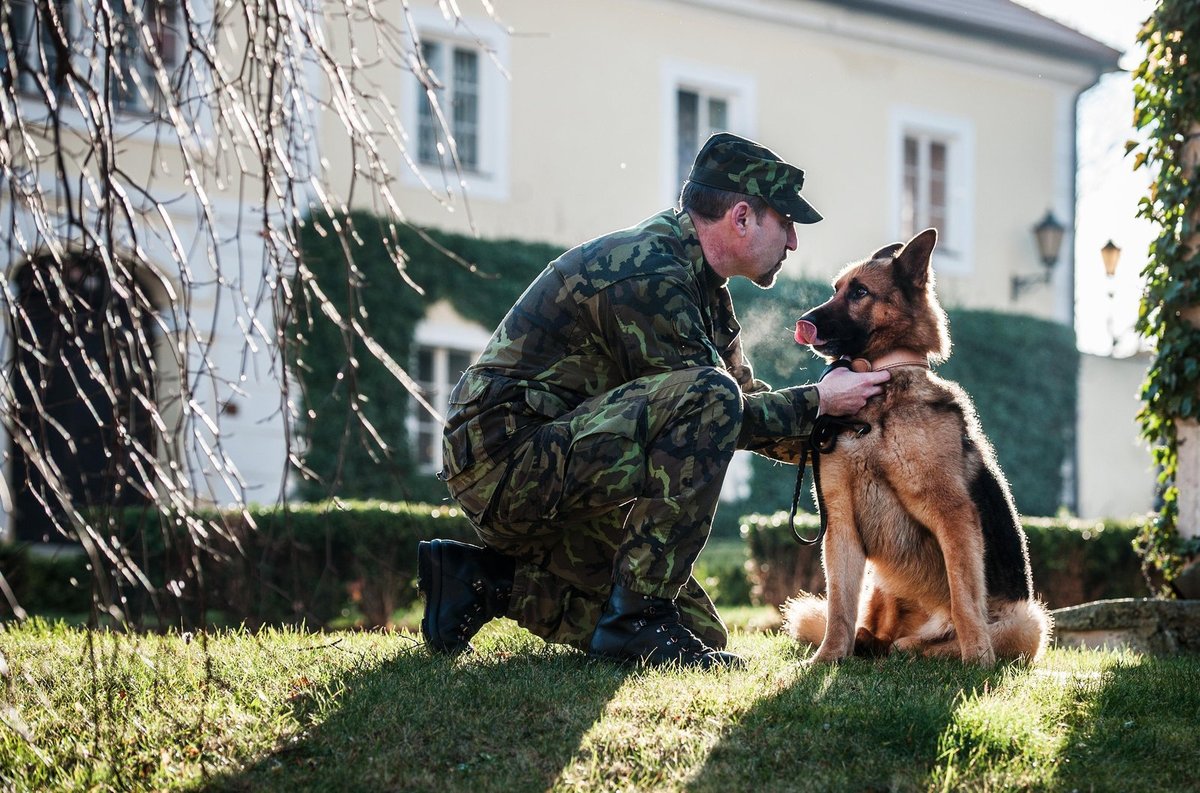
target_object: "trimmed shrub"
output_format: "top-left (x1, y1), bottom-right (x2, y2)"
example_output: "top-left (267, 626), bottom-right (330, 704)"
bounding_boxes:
top-left (693, 541), bottom-right (753, 607)
top-left (0, 501), bottom-right (478, 629)
top-left (740, 511), bottom-right (1149, 611)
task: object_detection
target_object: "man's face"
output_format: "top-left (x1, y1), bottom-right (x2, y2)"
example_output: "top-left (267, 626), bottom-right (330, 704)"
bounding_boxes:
top-left (744, 206), bottom-right (798, 288)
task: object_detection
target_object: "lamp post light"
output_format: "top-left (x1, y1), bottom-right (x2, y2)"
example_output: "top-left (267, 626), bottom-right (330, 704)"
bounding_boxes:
top-left (1012, 210), bottom-right (1066, 301)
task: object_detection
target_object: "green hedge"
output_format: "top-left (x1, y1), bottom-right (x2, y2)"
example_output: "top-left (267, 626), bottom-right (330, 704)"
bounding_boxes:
top-left (740, 511), bottom-right (1150, 610)
top-left (723, 278), bottom-right (1079, 527)
top-left (2, 504), bottom-right (1153, 628)
top-left (0, 502), bottom-right (477, 629)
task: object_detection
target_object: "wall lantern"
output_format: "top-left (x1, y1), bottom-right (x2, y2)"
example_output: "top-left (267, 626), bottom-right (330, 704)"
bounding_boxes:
top-left (1012, 210), bottom-right (1066, 301)
top-left (1101, 239), bottom-right (1122, 279)
top-left (1101, 239), bottom-right (1125, 353)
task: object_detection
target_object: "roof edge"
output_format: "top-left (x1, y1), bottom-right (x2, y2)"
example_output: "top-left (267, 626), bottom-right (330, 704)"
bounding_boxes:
top-left (811, 0), bottom-right (1123, 73)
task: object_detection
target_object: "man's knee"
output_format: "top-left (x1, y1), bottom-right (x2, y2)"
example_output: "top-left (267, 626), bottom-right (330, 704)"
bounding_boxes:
top-left (690, 366), bottom-right (743, 411)
top-left (676, 366), bottom-right (744, 444)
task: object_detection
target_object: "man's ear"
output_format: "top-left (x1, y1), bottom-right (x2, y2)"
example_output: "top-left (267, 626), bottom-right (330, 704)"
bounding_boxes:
top-left (729, 201), bottom-right (752, 235)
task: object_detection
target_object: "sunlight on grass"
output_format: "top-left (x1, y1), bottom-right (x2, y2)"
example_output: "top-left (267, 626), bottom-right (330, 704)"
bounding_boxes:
top-left (929, 649), bottom-right (1146, 791)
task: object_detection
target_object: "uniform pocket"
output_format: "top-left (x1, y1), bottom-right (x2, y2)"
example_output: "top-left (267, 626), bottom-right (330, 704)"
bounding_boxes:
top-left (443, 460), bottom-right (509, 527)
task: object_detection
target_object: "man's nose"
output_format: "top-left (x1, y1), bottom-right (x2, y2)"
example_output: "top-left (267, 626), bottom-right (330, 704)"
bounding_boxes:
top-left (786, 224), bottom-right (798, 251)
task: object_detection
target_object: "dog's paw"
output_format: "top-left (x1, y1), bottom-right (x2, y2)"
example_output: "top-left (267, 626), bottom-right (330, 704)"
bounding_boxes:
top-left (961, 641), bottom-right (996, 668)
top-left (804, 646), bottom-right (847, 666)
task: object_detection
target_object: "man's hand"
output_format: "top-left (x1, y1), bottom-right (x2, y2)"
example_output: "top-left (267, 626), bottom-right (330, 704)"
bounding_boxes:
top-left (815, 367), bottom-right (890, 416)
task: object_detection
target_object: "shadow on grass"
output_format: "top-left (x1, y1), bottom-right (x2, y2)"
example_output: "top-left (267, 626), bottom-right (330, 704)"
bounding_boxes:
top-left (202, 628), bottom-right (627, 793)
top-left (686, 644), bottom-right (1011, 793)
top-left (685, 646), bottom-right (1199, 791)
top-left (1037, 653), bottom-right (1200, 791)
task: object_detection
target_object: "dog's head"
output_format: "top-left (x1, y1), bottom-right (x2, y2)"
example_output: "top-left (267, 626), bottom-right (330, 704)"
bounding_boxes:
top-left (795, 228), bottom-right (950, 363)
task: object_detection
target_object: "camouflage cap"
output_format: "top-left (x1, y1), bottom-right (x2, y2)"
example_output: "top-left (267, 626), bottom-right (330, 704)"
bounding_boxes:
top-left (687, 132), bottom-right (822, 224)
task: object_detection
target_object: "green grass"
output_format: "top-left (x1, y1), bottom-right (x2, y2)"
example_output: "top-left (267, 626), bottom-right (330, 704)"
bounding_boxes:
top-left (1, 616), bottom-right (1197, 792)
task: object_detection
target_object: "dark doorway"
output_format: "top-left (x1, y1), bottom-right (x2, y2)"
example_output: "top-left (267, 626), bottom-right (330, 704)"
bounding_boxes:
top-left (9, 253), bottom-right (158, 542)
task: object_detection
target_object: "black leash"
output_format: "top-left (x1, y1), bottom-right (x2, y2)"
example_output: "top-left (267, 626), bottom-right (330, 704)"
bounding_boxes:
top-left (790, 360), bottom-right (872, 546)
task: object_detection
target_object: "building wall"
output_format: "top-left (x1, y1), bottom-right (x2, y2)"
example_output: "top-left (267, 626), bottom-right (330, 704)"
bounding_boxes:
top-left (1076, 352), bottom-right (1156, 520)
top-left (322, 0), bottom-right (1102, 323)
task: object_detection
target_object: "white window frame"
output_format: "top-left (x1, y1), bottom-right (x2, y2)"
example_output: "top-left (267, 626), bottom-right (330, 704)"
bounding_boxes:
top-left (660, 59), bottom-right (757, 206)
top-left (407, 312), bottom-right (491, 473)
top-left (888, 106), bottom-right (975, 275)
top-left (401, 7), bottom-right (511, 202)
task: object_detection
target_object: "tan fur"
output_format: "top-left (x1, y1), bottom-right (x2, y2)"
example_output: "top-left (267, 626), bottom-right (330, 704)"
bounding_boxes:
top-left (788, 229), bottom-right (1052, 666)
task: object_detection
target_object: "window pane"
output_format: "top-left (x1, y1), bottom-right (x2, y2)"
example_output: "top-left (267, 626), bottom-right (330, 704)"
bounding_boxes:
top-left (416, 346), bottom-right (435, 384)
top-left (452, 47), bottom-right (479, 171)
top-left (9, 0), bottom-right (65, 96)
top-left (677, 89), bottom-right (699, 186)
top-left (928, 141), bottom-right (948, 234)
top-left (447, 350), bottom-right (472, 382)
top-left (411, 344), bottom-right (479, 470)
top-left (149, 0), bottom-right (182, 71)
top-left (901, 136), bottom-right (919, 238)
top-left (707, 97), bottom-right (727, 134)
top-left (417, 41), bottom-right (443, 165)
top-left (417, 427), bottom-right (438, 468)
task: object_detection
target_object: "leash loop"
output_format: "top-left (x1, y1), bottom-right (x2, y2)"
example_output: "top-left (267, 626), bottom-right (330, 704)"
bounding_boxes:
top-left (790, 415), bottom-right (871, 546)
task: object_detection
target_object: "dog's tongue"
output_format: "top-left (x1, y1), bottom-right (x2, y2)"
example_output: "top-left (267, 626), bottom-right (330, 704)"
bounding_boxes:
top-left (795, 320), bottom-right (818, 346)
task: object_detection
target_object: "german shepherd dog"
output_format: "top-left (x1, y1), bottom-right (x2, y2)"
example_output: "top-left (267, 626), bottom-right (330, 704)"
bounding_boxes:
top-left (785, 228), bottom-right (1051, 665)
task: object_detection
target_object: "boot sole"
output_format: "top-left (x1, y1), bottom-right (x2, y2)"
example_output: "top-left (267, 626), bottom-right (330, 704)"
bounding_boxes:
top-left (587, 649), bottom-right (744, 671)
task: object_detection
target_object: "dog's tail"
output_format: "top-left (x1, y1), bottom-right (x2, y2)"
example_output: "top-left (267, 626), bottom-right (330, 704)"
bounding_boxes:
top-left (990, 599), bottom-right (1053, 662)
top-left (781, 592), bottom-right (827, 645)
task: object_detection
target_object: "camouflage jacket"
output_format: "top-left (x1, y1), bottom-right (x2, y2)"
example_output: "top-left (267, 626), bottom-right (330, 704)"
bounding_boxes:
top-left (441, 210), bottom-right (818, 512)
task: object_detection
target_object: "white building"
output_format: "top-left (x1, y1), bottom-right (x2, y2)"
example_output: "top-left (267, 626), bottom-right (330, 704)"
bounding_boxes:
top-left (2, 0), bottom-right (1146, 542)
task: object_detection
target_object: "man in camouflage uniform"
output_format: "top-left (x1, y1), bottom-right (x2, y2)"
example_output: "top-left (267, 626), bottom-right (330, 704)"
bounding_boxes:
top-left (418, 133), bottom-right (889, 668)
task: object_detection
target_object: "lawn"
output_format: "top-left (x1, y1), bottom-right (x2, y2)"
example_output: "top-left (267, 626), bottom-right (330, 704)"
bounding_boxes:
top-left (1, 615), bottom-right (1196, 792)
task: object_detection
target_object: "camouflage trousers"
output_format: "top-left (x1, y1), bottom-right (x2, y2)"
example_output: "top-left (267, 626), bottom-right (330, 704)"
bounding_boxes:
top-left (468, 366), bottom-right (744, 651)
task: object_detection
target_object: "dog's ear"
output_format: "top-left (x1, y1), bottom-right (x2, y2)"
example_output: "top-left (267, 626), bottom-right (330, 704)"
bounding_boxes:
top-left (893, 228), bottom-right (938, 290)
top-left (871, 242), bottom-right (903, 260)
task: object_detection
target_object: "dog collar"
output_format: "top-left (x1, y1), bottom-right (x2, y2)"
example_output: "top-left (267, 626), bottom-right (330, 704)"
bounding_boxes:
top-left (844, 351), bottom-right (931, 373)
top-left (848, 358), bottom-right (929, 373)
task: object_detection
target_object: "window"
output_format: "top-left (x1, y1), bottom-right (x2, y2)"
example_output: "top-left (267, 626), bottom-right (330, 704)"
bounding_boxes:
top-left (890, 108), bottom-right (975, 273)
top-left (403, 8), bottom-right (510, 201)
top-left (417, 40), bottom-right (480, 172)
top-left (659, 60), bottom-right (756, 204)
top-left (676, 88), bottom-right (729, 186)
top-left (901, 134), bottom-right (948, 240)
top-left (2, 0), bottom-right (181, 114)
top-left (112, 0), bottom-right (182, 114)
top-left (412, 344), bottom-right (477, 471)
top-left (3, 0), bottom-right (72, 98)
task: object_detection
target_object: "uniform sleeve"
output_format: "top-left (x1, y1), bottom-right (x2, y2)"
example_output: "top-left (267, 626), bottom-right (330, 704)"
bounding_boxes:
top-left (737, 386), bottom-right (820, 464)
top-left (589, 275), bottom-right (723, 380)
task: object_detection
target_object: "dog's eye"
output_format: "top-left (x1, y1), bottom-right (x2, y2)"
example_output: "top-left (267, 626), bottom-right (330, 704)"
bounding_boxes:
top-left (850, 285), bottom-right (870, 300)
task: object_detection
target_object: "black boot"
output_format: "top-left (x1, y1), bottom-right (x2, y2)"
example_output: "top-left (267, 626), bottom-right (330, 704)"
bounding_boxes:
top-left (588, 584), bottom-right (745, 669)
top-left (417, 539), bottom-right (514, 654)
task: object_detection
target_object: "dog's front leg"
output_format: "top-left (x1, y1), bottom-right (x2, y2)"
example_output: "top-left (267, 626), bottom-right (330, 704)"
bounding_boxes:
top-left (807, 484), bottom-right (865, 665)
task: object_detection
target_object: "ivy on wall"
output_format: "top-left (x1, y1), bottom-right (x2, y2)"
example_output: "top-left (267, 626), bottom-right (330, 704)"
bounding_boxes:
top-left (294, 213), bottom-right (1078, 524)
top-left (1130, 0), bottom-right (1200, 589)
top-left (292, 211), bottom-right (562, 502)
